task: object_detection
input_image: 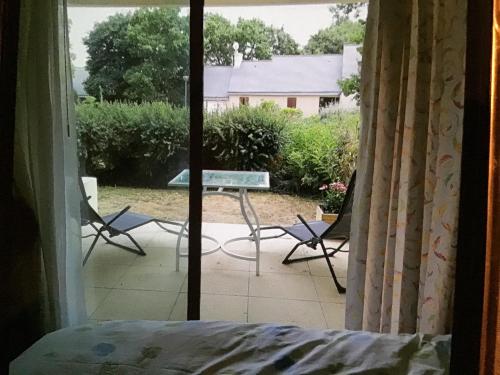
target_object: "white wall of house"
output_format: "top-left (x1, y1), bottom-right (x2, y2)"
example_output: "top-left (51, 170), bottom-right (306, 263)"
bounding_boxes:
top-left (339, 94), bottom-right (359, 110)
top-left (338, 44), bottom-right (362, 111)
top-left (204, 99), bottom-right (228, 112)
top-left (227, 95), bottom-right (323, 116)
top-left (297, 96), bottom-right (320, 116)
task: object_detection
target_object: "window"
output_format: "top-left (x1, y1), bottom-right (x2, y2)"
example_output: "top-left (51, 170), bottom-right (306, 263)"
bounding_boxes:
top-left (319, 96), bottom-right (340, 108)
top-left (239, 97), bottom-right (249, 106)
top-left (287, 97), bottom-right (297, 108)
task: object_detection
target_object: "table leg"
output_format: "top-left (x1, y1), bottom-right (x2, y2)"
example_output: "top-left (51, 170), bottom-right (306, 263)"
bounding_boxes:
top-left (176, 218), bottom-right (189, 272)
top-left (239, 188), bottom-right (260, 276)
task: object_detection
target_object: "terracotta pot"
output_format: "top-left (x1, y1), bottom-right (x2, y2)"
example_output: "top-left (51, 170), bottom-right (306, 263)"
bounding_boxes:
top-left (316, 205), bottom-right (338, 224)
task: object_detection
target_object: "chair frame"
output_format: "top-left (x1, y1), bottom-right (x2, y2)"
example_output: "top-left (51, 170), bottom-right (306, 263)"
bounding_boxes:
top-left (80, 179), bottom-right (182, 266)
top-left (258, 172), bottom-right (356, 294)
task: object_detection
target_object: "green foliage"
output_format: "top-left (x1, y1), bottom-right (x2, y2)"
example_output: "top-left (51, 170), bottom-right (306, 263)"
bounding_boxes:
top-left (338, 74), bottom-right (361, 105)
top-left (77, 102), bottom-right (359, 195)
top-left (204, 14), bottom-right (299, 64)
top-left (270, 27), bottom-right (300, 56)
top-left (84, 8), bottom-right (189, 104)
top-left (204, 14), bottom-right (237, 65)
top-left (329, 3), bottom-right (366, 25)
top-left (203, 105), bottom-right (286, 170)
top-left (320, 181), bottom-right (348, 213)
top-left (274, 112), bottom-right (359, 194)
top-left (304, 20), bottom-right (365, 54)
top-left (76, 101), bottom-right (188, 186)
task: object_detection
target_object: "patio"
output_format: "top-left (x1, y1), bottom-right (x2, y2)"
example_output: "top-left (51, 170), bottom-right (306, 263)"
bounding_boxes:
top-left (83, 221), bottom-right (348, 329)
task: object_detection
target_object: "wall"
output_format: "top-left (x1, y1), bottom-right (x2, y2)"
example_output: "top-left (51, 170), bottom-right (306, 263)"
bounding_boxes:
top-left (339, 93), bottom-right (359, 111)
top-left (204, 99), bottom-right (228, 112)
top-left (228, 95), bottom-right (321, 116)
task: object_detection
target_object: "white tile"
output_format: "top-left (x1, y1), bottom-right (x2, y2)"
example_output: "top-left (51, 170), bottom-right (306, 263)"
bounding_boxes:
top-left (83, 264), bottom-right (129, 288)
top-left (250, 250), bottom-right (309, 275)
top-left (312, 276), bottom-right (347, 303)
top-left (131, 247), bottom-right (177, 268)
top-left (202, 252), bottom-right (250, 272)
top-left (248, 297), bottom-right (326, 329)
top-left (197, 270), bottom-right (249, 296)
top-left (91, 289), bottom-right (178, 321)
top-left (83, 243), bottom-right (138, 266)
top-left (249, 273), bottom-right (318, 301)
top-left (307, 251), bottom-right (348, 278)
top-left (85, 287), bottom-right (112, 316)
top-left (118, 265), bottom-right (186, 292)
top-left (169, 293), bottom-right (187, 321)
top-left (200, 294), bottom-right (248, 322)
top-left (321, 302), bottom-right (346, 330)
top-left (145, 230), bottom-right (183, 249)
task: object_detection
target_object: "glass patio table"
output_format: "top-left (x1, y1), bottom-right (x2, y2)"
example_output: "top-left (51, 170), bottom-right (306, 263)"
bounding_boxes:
top-left (168, 169), bottom-right (270, 275)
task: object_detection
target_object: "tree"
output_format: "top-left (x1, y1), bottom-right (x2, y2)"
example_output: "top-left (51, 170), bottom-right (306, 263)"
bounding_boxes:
top-left (270, 27), bottom-right (299, 56)
top-left (304, 20), bottom-right (365, 55)
top-left (204, 14), bottom-right (236, 65)
top-left (83, 8), bottom-right (189, 104)
top-left (329, 3), bottom-right (366, 25)
top-left (234, 18), bottom-right (274, 60)
top-left (203, 15), bottom-right (299, 64)
top-left (338, 74), bottom-right (361, 105)
top-left (84, 13), bottom-right (132, 102)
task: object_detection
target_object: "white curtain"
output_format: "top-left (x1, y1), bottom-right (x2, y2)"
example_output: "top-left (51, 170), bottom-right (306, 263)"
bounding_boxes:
top-left (346, 0), bottom-right (466, 335)
top-left (15, 0), bottom-right (86, 329)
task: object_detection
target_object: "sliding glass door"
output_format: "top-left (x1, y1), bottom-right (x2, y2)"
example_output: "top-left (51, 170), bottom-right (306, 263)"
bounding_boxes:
top-left (73, 0), bottom-right (200, 322)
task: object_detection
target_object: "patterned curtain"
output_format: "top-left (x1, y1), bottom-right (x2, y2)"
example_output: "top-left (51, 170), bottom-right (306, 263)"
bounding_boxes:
top-left (345, 0), bottom-right (466, 335)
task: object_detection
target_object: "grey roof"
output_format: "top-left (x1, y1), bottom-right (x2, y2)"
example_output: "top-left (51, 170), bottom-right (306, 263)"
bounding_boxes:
top-left (204, 66), bottom-right (233, 99)
top-left (73, 66), bottom-right (89, 96)
top-left (227, 55), bottom-right (343, 95)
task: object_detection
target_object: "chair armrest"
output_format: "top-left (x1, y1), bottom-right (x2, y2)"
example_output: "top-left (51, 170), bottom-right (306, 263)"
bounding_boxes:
top-left (106, 205), bottom-right (131, 226)
top-left (296, 214), bottom-right (319, 238)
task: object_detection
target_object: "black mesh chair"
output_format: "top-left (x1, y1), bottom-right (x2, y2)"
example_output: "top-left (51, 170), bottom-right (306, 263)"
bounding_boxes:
top-left (79, 178), bottom-right (181, 266)
top-left (259, 171), bottom-right (356, 294)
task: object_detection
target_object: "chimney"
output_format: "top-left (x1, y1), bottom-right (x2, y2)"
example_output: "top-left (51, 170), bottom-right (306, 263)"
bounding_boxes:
top-left (232, 42), bottom-right (243, 68)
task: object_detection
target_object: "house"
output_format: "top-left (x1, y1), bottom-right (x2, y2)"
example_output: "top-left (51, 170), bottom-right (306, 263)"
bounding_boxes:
top-left (1, 0), bottom-right (496, 373)
top-left (204, 44), bottom-right (361, 116)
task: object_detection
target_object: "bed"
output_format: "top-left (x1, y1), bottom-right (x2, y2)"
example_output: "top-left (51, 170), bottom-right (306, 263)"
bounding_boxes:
top-left (10, 320), bottom-right (451, 374)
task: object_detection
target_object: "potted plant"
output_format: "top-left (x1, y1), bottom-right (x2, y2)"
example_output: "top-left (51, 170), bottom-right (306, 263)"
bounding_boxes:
top-left (316, 181), bottom-right (347, 223)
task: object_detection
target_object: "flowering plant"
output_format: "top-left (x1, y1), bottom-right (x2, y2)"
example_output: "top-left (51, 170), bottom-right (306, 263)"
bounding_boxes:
top-left (319, 181), bottom-right (347, 213)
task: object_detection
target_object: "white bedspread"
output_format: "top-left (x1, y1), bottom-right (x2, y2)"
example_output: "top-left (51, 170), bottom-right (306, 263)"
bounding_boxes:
top-left (10, 320), bottom-right (450, 374)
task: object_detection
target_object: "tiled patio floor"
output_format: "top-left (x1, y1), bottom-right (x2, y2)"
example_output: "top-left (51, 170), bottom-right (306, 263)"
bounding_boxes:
top-left (83, 222), bottom-right (347, 329)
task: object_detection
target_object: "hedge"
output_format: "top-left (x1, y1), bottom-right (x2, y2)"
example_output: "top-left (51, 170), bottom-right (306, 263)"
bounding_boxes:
top-left (76, 101), bottom-right (188, 186)
top-left (76, 101), bottom-right (359, 193)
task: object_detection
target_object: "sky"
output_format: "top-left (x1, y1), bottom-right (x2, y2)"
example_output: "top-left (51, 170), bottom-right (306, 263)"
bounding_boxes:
top-left (68, 4), bottom-right (335, 67)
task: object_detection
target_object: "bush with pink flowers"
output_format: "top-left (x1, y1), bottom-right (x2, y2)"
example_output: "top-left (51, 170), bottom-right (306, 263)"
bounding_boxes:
top-left (320, 181), bottom-right (347, 213)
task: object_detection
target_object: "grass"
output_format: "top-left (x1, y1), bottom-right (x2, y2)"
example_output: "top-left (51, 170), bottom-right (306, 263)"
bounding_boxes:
top-left (98, 186), bottom-right (320, 226)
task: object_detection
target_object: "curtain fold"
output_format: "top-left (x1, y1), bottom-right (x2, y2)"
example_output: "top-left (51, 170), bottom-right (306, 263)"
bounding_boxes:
top-left (346, 0), bottom-right (466, 335)
top-left (14, 0), bottom-right (86, 332)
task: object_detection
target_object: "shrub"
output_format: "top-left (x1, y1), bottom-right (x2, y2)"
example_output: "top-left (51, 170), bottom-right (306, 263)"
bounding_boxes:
top-left (76, 101), bottom-right (359, 195)
top-left (76, 101), bottom-right (188, 186)
top-left (275, 111), bottom-right (359, 194)
top-left (203, 105), bottom-right (286, 170)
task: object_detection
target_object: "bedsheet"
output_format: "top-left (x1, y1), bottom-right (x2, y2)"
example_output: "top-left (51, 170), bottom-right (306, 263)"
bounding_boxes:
top-left (10, 320), bottom-right (451, 374)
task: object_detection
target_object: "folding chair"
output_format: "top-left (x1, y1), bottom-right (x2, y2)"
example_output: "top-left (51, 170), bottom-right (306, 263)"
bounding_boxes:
top-left (79, 178), bottom-right (181, 266)
top-left (259, 171), bottom-right (356, 294)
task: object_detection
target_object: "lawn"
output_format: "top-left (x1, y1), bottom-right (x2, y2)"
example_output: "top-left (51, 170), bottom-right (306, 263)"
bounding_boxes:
top-left (98, 186), bottom-right (320, 226)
